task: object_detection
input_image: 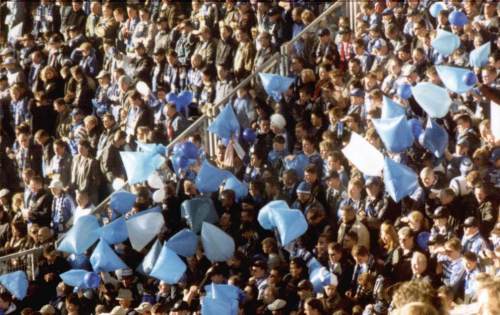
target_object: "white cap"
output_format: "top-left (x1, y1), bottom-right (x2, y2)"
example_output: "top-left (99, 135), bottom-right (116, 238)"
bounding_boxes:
top-left (0, 188), bottom-right (10, 199)
top-left (270, 113), bottom-right (286, 129)
top-left (48, 179), bottom-right (64, 190)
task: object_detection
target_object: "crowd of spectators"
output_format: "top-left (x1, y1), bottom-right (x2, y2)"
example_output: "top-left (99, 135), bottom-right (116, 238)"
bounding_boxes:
top-left (0, 0), bottom-right (499, 315)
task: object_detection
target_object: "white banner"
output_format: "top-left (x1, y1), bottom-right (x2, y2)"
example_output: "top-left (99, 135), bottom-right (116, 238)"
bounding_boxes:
top-left (341, 132), bottom-right (384, 176)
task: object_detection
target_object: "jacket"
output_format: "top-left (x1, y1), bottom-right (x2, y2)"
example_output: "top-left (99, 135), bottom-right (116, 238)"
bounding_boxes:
top-left (48, 152), bottom-right (73, 188)
top-left (100, 143), bottom-right (126, 183)
top-left (337, 218), bottom-right (370, 250)
top-left (70, 154), bottom-right (102, 202)
top-left (27, 189), bottom-right (53, 227)
top-left (233, 41), bottom-right (256, 79)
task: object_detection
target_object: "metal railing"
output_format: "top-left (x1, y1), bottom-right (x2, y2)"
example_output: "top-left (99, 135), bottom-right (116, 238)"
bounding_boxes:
top-left (280, 1), bottom-right (347, 76)
top-left (0, 1), bottom-right (352, 277)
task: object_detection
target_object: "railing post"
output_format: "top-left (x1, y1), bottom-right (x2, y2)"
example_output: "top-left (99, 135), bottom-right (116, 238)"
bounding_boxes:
top-left (280, 45), bottom-right (289, 77)
top-left (29, 253), bottom-right (35, 281)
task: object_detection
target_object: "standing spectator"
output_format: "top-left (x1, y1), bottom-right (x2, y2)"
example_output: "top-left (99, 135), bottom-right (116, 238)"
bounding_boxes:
top-left (48, 179), bottom-right (75, 234)
top-left (27, 175), bottom-right (52, 227)
top-left (70, 140), bottom-right (101, 204)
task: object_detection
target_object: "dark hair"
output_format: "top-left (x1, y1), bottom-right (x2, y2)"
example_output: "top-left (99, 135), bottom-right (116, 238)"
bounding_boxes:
top-left (305, 298), bottom-right (326, 314)
top-left (0, 292), bottom-right (12, 303)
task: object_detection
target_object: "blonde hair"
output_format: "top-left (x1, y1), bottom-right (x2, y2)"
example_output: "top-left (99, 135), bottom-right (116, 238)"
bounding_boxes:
top-left (301, 68), bottom-right (316, 83)
top-left (12, 193), bottom-right (24, 212)
top-left (392, 302), bottom-right (439, 315)
top-left (80, 42), bottom-right (92, 51)
top-left (301, 10), bottom-right (315, 24)
top-left (40, 66), bottom-right (57, 82)
top-left (380, 222), bottom-right (398, 251)
top-left (408, 211), bottom-right (424, 225)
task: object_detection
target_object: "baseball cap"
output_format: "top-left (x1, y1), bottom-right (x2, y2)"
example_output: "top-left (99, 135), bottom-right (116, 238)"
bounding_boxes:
top-left (48, 179), bottom-right (64, 190)
top-left (96, 70), bottom-right (110, 79)
top-left (134, 302), bottom-right (152, 313)
top-left (116, 289), bottom-right (133, 301)
top-left (432, 206), bottom-right (449, 219)
top-left (317, 28), bottom-right (331, 37)
top-left (381, 8), bottom-right (393, 16)
top-left (296, 181), bottom-right (311, 194)
top-left (0, 188), bottom-right (10, 199)
top-left (350, 88), bottom-right (365, 97)
top-left (464, 216), bottom-right (479, 228)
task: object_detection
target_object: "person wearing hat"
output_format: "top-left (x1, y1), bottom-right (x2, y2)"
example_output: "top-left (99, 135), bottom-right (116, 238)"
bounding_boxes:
top-left (112, 289), bottom-right (135, 315)
top-left (316, 27), bottom-right (340, 69)
top-left (291, 181), bottom-right (316, 213)
top-left (429, 206), bottom-right (454, 241)
top-left (49, 178), bottom-right (76, 234)
top-left (93, 70), bottom-right (112, 116)
top-left (134, 302), bottom-right (152, 315)
top-left (462, 217), bottom-right (488, 255)
top-left (267, 6), bottom-right (286, 47)
top-left (348, 88), bottom-right (366, 121)
top-left (371, 37), bottom-right (391, 71)
top-left (453, 112), bottom-right (481, 154)
top-left (267, 298), bottom-right (287, 314)
top-left (2, 57), bottom-right (26, 86)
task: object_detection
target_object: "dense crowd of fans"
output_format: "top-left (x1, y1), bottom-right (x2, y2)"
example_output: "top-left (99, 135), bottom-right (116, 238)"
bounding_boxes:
top-left (0, 0), bottom-right (499, 314)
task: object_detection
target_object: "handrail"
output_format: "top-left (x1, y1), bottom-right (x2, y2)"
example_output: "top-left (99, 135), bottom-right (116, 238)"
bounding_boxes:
top-left (285, 1), bottom-right (345, 49)
top-left (0, 2), bottom-right (348, 262)
top-left (0, 245), bottom-right (45, 261)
